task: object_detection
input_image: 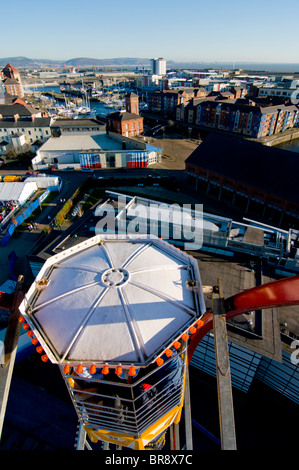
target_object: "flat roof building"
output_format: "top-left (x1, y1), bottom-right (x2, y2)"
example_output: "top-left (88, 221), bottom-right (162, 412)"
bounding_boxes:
top-left (32, 132), bottom-right (162, 170)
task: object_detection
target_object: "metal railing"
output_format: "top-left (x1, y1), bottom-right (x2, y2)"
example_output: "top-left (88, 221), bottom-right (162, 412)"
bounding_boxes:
top-left (62, 347), bottom-right (186, 438)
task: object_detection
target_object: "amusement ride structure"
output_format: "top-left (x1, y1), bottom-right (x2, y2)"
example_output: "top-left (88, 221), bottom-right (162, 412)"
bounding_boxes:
top-left (0, 234), bottom-right (299, 450)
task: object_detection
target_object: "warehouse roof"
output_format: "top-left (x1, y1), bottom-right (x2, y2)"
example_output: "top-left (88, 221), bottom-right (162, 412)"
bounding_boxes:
top-left (185, 134), bottom-right (299, 204)
top-left (38, 134), bottom-right (133, 152)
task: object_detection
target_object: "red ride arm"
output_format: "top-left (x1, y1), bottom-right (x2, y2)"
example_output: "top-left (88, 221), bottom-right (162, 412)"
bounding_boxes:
top-left (188, 275), bottom-right (299, 363)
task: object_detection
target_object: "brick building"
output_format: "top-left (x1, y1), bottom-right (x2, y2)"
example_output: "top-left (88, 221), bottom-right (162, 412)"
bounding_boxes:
top-left (1, 63), bottom-right (24, 98)
top-left (176, 93), bottom-right (299, 138)
top-left (148, 88), bottom-right (201, 116)
top-left (107, 92), bottom-right (143, 137)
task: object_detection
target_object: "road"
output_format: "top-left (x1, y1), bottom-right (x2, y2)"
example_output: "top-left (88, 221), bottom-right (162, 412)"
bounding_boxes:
top-left (0, 167), bottom-right (181, 286)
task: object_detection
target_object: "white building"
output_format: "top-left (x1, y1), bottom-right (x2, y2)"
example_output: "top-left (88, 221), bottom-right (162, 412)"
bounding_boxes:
top-left (0, 102), bottom-right (52, 154)
top-left (24, 176), bottom-right (61, 189)
top-left (0, 118), bottom-right (52, 154)
top-left (151, 58), bottom-right (166, 76)
top-left (0, 181), bottom-right (37, 205)
top-left (32, 132), bottom-right (162, 170)
top-left (258, 85), bottom-right (296, 99)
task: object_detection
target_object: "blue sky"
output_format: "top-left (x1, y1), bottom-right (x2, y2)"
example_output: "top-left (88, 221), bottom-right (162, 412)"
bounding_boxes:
top-left (1, 0), bottom-right (298, 63)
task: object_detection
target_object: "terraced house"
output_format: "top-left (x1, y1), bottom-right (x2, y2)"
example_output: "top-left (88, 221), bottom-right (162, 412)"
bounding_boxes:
top-left (0, 101), bottom-right (52, 154)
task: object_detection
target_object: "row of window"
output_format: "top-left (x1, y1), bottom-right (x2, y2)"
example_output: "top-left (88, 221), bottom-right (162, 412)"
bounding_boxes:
top-left (0, 128), bottom-right (49, 134)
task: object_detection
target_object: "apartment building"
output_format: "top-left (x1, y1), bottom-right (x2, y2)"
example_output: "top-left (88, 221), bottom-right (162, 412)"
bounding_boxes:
top-left (176, 93), bottom-right (299, 138)
top-left (151, 57), bottom-right (166, 76)
top-left (148, 88), bottom-right (201, 116)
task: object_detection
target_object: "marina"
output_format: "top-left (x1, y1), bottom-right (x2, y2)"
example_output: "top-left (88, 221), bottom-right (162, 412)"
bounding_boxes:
top-left (24, 84), bottom-right (130, 119)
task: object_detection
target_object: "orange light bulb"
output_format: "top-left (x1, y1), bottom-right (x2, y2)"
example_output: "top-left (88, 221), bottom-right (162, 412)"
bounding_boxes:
top-left (128, 367), bottom-right (136, 376)
top-left (63, 364), bottom-right (71, 374)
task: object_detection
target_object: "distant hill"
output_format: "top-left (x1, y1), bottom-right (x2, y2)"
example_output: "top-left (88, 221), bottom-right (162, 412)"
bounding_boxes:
top-left (64, 57), bottom-right (151, 67)
top-left (0, 56), bottom-right (63, 67)
top-left (0, 56), bottom-right (151, 68)
top-left (0, 56), bottom-right (298, 73)
top-left (0, 56), bottom-right (36, 67)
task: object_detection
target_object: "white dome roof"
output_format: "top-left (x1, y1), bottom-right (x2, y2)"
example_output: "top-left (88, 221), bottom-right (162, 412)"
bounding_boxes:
top-left (19, 234), bottom-right (205, 367)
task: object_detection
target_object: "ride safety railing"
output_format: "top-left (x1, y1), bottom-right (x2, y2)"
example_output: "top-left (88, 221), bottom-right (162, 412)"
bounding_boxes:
top-left (61, 346), bottom-right (187, 437)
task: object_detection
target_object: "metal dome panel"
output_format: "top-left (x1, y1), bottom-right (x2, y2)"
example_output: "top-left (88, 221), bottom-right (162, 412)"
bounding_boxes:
top-left (19, 234), bottom-right (205, 367)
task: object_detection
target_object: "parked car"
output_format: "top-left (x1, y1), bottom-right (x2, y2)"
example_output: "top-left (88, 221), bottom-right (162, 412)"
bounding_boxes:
top-left (62, 167), bottom-right (75, 172)
top-left (81, 168), bottom-right (94, 173)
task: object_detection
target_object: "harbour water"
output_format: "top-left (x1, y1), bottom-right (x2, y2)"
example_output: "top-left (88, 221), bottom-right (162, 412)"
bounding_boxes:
top-left (30, 84), bottom-right (299, 152)
top-left (33, 85), bottom-right (116, 118)
top-left (277, 138), bottom-right (299, 153)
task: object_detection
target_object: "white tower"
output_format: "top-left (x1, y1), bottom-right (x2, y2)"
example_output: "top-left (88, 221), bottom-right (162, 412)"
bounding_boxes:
top-left (151, 58), bottom-right (166, 76)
